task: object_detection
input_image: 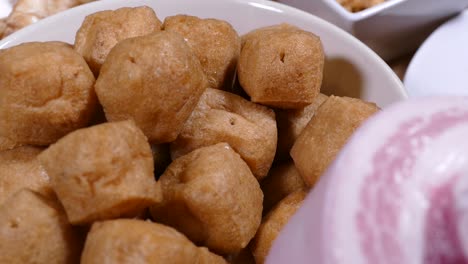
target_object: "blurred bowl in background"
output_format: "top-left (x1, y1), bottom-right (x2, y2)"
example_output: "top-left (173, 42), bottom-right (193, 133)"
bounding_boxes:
top-left (277, 0), bottom-right (468, 60)
top-left (404, 9), bottom-right (468, 97)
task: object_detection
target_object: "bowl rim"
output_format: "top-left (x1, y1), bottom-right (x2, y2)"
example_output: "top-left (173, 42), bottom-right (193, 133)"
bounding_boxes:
top-left (0, 0), bottom-right (407, 100)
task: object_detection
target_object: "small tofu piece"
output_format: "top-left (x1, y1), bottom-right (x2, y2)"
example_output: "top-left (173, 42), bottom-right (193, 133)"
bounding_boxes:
top-left (0, 146), bottom-right (52, 205)
top-left (163, 15), bottom-right (240, 90)
top-left (275, 93), bottom-right (328, 160)
top-left (250, 191), bottom-right (307, 264)
top-left (74, 6), bottom-right (162, 75)
top-left (0, 189), bottom-right (82, 264)
top-left (81, 219), bottom-right (226, 264)
top-left (39, 120), bottom-right (161, 224)
top-left (0, 41), bottom-right (96, 146)
top-left (238, 24), bottom-right (324, 109)
top-left (170, 88), bottom-right (277, 180)
top-left (151, 143), bottom-right (263, 254)
top-left (291, 96), bottom-right (379, 187)
top-left (95, 31), bottom-right (207, 143)
top-left (261, 161), bottom-right (306, 214)
top-left (337, 0), bottom-right (385, 12)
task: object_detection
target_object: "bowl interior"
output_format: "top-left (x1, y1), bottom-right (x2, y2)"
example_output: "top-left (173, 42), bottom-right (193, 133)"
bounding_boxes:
top-left (0, 0), bottom-right (406, 107)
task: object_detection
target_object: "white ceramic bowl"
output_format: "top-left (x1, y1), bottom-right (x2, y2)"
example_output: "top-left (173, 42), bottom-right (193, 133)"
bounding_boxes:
top-left (277, 0), bottom-right (468, 61)
top-left (0, 0), bottom-right (406, 107)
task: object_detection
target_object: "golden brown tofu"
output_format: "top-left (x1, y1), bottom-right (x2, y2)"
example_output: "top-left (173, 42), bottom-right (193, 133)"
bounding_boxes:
top-left (0, 135), bottom-right (22, 152)
top-left (238, 24), bottom-right (324, 109)
top-left (0, 41), bottom-right (96, 146)
top-left (275, 93), bottom-right (328, 160)
top-left (81, 219), bottom-right (226, 264)
top-left (163, 15), bottom-right (240, 90)
top-left (261, 161), bottom-right (306, 214)
top-left (95, 31), bottom-right (207, 143)
top-left (0, 146), bottom-right (52, 205)
top-left (291, 96), bottom-right (379, 187)
top-left (170, 88), bottom-right (277, 180)
top-left (151, 143), bottom-right (263, 254)
top-left (250, 191), bottom-right (307, 264)
top-left (39, 120), bottom-right (161, 224)
top-left (0, 189), bottom-right (82, 264)
top-left (74, 6), bottom-right (162, 75)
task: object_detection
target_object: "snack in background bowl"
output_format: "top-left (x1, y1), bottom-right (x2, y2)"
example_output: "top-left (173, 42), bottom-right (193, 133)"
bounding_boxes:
top-left (337, 0), bottom-right (385, 13)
